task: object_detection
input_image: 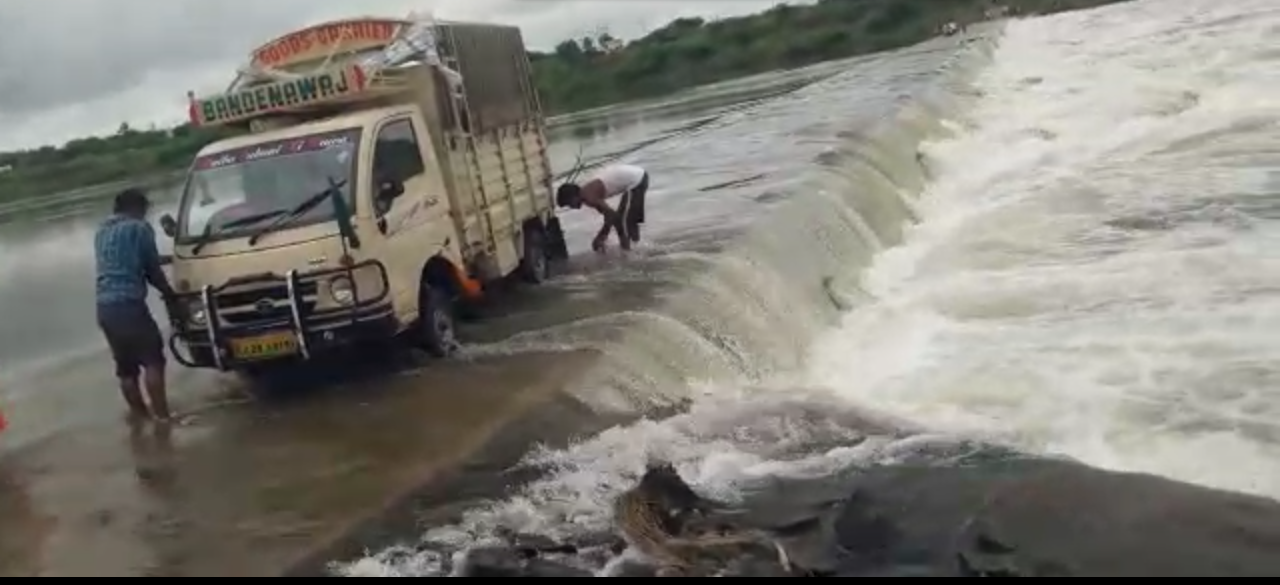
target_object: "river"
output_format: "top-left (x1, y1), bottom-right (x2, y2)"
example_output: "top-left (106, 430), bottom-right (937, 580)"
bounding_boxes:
top-left (2, 0), bottom-right (1278, 577)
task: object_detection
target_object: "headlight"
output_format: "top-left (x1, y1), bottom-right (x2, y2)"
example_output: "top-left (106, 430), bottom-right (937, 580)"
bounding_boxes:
top-left (185, 299), bottom-right (207, 326)
top-left (329, 276), bottom-right (355, 305)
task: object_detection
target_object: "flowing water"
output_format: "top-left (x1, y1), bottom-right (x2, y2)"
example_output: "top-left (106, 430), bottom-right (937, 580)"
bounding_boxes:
top-left (0, 0), bottom-right (1276, 577)
top-left (334, 0), bottom-right (1279, 576)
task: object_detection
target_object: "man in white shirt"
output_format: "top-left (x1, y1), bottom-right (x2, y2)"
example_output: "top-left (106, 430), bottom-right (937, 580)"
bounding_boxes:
top-left (556, 163), bottom-right (649, 252)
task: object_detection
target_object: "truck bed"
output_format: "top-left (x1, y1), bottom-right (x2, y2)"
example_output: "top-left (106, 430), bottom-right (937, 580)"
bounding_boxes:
top-left (429, 22), bottom-right (555, 279)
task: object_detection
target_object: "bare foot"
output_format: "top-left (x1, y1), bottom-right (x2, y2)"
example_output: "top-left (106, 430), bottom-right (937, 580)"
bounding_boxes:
top-left (125, 410), bottom-right (151, 427)
top-left (152, 413), bottom-right (190, 427)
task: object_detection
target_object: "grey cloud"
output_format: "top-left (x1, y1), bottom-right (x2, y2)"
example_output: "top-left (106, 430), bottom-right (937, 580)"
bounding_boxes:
top-left (0, 1), bottom-right (332, 114)
top-left (0, 0), bottom-right (564, 114)
top-left (0, 0), bottom-right (792, 146)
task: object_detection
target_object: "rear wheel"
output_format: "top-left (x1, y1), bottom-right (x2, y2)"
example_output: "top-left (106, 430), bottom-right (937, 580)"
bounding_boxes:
top-left (518, 227), bottom-right (550, 284)
top-left (416, 285), bottom-right (458, 358)
top-left (546, 217), bottom-right (570, 261)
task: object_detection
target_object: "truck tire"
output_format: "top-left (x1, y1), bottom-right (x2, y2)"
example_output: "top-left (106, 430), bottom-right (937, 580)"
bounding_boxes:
top-left (416, 285), bottom-right (458, 358)
top-left (518, 227), bottom-right (550, 284)
top-left (546, 217), bottom-right (570, 261)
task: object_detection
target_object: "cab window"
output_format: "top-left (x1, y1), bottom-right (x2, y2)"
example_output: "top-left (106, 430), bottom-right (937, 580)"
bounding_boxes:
top-left (371, 119), bottom-right (426, 215)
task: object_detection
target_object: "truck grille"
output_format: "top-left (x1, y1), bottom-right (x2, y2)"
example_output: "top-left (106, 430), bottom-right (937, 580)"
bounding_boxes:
top-left (214, 281), bottom-right (319, 326)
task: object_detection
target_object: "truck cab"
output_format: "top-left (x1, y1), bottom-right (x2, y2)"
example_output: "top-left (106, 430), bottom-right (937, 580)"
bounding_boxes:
top-left (160, 17), bottom-right (569, 373)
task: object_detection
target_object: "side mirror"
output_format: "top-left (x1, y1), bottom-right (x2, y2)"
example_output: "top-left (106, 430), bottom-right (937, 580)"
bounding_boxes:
top-left (159, 214), bottom-right (178, 238)
top-left (378, 179), bottom-right (405, 203)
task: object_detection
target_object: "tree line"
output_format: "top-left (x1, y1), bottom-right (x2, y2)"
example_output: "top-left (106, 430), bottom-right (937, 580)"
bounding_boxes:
top-left (0, 0), bottom-right (1126, 204)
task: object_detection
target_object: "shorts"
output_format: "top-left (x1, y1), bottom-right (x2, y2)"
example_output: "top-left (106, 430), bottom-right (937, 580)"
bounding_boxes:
top-left (97, 301), bottom-right (166, 378)
top-left (617, 172), bottom-right (649, 243)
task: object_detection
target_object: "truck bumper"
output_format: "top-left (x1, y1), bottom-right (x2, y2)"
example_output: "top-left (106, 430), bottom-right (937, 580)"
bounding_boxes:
top-left (169, 261), bottom-right (401, 371)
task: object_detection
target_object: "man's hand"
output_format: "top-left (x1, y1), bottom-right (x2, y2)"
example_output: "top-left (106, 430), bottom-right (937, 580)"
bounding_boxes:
top-left (163, 296), bottom-right (188, 328)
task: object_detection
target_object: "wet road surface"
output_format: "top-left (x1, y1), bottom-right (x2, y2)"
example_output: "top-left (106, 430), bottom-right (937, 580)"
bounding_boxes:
top-left (0, 260), bottom-right (643, 577)
top-left (0, 227), bottom-right (744, 577)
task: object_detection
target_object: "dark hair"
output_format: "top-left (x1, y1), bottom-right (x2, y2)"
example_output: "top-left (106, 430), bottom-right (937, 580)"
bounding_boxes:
top-left (113, 187), bottom-right (151, 215)
top-left (556, 183), bottom-right (581, 208)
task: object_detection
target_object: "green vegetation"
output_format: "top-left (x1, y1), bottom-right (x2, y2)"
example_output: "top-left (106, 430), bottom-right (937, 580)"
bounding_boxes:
top-left (0, 0), bottom-right (1127, 204)
top-left (0, 122), bottom-right (238, 204)
top-left (531, 0), bottom-right (1126, 113)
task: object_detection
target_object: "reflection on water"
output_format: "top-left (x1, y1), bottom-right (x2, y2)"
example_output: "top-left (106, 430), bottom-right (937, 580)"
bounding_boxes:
top-left (129, 421), bottom-right (177, 494)
top-left (127, 421), bottom-right (190, 578)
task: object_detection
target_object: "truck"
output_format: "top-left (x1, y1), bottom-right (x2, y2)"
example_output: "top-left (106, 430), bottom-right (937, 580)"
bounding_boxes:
top-left (157, 16), bottom-right (570, 373)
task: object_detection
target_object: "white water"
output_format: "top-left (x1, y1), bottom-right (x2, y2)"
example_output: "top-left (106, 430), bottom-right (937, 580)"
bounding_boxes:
top-left (810, 0), bottom-right (1280, 496)
top-left (344, 0), bottom-right (1280, 575)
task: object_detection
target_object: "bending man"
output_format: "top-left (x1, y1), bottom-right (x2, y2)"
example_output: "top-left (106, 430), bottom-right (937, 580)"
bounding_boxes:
top-left (556, 163), bottom-right (649, 252)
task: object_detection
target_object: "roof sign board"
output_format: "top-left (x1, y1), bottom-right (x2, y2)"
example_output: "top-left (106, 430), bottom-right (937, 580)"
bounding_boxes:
top-left (189, 65), bottom-right (368, 127)
top-left (250, 18), bottom-right (404, 71)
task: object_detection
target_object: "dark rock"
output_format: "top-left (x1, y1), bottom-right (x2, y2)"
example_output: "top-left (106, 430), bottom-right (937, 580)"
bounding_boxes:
top-left (454, 545), bottom-right (592, 577)
top-left (574, 543), bottom-right (619, 568)
top-left (494, 528), bottom-right (579, 557)
top-left (455, 546), bottom-right (525, 577)
top-left (509, 531), bottom-right (563, 551)
top-left (452, 451), bottom-right (1280, 578)
top-left (830, 458), bottom-right (1280, 577)
top-left (523, 558), bottom-right (594, 577)
top-left (633, 461), bottom-right (728, 531)
top-left (565, 530), bottom-right (627, 553)
top-left (720, 555), bottom-right (798, 577)
top-left (607, 558), bottom-right (659, 577)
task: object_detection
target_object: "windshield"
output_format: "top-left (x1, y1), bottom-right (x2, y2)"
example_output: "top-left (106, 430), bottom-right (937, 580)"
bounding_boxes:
top-left (176, 128), bottom-right (362, 242)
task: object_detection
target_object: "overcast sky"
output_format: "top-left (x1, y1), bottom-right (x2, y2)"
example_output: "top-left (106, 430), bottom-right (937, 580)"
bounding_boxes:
top-left (0, 0), bottom-right (797, 152)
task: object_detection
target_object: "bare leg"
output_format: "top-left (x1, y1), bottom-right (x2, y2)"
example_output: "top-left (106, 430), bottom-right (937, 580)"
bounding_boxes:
top-left (617, 193), bottom-right (634, 249)
top-left (118, 375), bottom-right (151, 420)
top-left (142, 365), bottom-right (172, 422)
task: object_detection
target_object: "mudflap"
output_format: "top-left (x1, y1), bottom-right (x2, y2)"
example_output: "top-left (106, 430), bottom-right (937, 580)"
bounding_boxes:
top-left (546, 216), bottom-right (570, 261)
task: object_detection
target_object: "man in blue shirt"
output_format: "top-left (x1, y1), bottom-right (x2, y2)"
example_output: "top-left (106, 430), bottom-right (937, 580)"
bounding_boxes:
top-left (94, 188), bottom-right (180, 423)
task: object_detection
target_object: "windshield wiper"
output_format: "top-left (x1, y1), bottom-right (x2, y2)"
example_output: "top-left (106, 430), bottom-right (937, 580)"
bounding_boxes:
top-left (190, 208), bottom-right (286, 255)
top-left (222, 209), bottom-right (290, 230)
top-left (190, 221), bottom-right (217, 255)
top-left (247, 179), bottom-right (348, 247)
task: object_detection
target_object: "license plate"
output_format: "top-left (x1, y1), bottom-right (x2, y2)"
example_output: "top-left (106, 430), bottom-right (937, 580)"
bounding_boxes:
top-left (229, 331), bottom-right (299, 360)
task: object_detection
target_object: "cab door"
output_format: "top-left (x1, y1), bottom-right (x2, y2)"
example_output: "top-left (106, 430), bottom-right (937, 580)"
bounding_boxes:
top-left (367, 115), bottom-right (454, 315)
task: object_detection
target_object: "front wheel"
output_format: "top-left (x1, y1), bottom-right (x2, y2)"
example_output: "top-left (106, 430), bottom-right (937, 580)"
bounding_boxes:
top-left (416, 286), bottom-right (459, 358)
